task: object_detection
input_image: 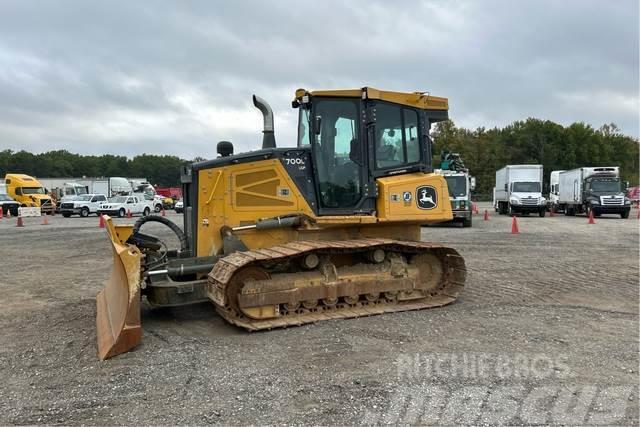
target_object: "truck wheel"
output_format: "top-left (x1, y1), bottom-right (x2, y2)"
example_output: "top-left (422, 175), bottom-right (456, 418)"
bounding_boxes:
top-left (154, 204), bottom-right (162, 213)
top-left (539, 209), bottom-right (545, 218)
top-left (62, 213), bottom-right (71, 218)
top-left (508, 204), bottom-right (515, 216)
top-left (80, 207), bottom-right (89, 217)
top-left (143, 207), bottom-right (151, 217)
top-left (118, 208), bottom-right (125, 218)
top-left (621, 210), bottom-right (630, 219)
top-left (462, 216), bottom-right (472, 228)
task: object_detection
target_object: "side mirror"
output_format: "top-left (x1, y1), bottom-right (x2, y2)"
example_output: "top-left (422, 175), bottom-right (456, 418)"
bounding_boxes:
top-left (314, 116), bottom-right (322, 135)
top-left (624, 181), bottom-right (629, 191)
top-left (504, 184), bottom-right (508, 192)
top-left (469, 177), bottom-right (476, 191)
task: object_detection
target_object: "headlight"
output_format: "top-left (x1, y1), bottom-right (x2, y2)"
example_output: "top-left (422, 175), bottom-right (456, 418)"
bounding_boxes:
top-left (510, 198), bottom-right (520, 205)
top-left (625, 199), bottom-right (631, 205)
top-left (539, 197), bottom-right (546, 203)
top-left (590, 199), bottom-right (600, 205)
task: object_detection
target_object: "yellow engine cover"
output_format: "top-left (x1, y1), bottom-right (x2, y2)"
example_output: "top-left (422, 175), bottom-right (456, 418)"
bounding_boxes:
top-left (376, 173), bottom-right (453, 222)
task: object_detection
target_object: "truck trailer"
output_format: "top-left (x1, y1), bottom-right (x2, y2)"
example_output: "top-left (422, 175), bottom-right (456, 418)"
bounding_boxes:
top-left (493, 165), bottom-right (546, 217)
top-left (557, 167), bottom-right (630, 218)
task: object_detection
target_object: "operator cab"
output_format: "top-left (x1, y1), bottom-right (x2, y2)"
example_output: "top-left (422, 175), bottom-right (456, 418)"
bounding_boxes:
top-left (293, 87), bottom-right (448, 215)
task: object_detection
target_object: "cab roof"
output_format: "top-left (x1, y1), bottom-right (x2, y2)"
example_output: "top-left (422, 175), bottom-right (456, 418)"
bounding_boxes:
top-left (5, 173), bottom-right (39, 182)
top-left (294, 86), bottom-right (448, 111)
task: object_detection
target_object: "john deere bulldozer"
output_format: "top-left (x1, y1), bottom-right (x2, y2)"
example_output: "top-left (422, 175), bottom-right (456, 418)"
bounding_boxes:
top-left (96, 87), bottom-right (466, 360)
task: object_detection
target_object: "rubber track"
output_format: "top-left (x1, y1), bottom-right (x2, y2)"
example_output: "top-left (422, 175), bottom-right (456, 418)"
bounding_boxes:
top-left (208, 238), bottom-right (466, 330)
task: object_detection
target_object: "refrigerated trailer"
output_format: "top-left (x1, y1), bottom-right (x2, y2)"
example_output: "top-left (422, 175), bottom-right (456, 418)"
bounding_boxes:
top-left (558, 167), bottom-right (630, 218)
top-left (493, 165), bottom-right (546, 217)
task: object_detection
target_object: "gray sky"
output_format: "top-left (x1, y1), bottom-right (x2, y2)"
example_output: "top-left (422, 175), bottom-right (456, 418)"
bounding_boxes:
top-left (0, 0), bottom-right (638, 158)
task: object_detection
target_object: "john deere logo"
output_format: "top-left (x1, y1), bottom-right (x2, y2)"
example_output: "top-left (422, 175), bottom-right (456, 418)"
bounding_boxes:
top-left (416, 185), bottom-right (437, 210)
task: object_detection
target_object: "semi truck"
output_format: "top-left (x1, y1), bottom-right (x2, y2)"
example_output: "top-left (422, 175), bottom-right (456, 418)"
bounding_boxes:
top-left (548, 170), bottom-right (565, 212)
top-left (4, 173), bottom-right (55, 214)
top-left (493, 165), bottom-right (546, 217)
top-left (434, 151), bottom-right (475, 227)
top-left (557, 167), bottom-right (630, 218)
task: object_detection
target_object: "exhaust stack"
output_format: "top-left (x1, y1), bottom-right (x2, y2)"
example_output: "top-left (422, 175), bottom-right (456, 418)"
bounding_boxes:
top-left (252, 95), bottom-right (276, 149)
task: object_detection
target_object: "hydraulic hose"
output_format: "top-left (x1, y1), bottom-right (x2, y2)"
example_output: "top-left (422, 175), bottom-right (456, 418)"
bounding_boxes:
top-left (131, 215), bottom-right (189, 253)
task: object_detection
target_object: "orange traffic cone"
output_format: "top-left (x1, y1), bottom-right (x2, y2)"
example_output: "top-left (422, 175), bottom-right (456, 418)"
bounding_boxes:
top-left (161, 208), bottom-right (166, 217)
top-left (0, 208), bottom-right (3, 220)
top-left (127, 209), bottom-right (132, 218)
top-left (588, 210), bottom-right (595, 224)
top-left (42, 215), bottom-right (49, 225)
top-left (483, 209), bottom-right (489, 221)
top-left (549, 208), bottom-right (555, 217)
top-left (511, 216), bottom-right (519, 234)
top-left (16, 216), bottom-right (24, 227)
top-left (99, 214), bottom-right (105, 228)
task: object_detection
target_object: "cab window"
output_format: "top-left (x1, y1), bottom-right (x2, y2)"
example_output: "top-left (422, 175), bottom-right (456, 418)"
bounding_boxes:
top-left (375, 103), bottom-right (421, 169)
top-left (312, 98), bottom-right (361, 208)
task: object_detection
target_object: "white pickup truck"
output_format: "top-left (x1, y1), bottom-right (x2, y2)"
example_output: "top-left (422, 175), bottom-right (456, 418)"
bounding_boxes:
top-left (59, 194), bottom-right (108, 217)
top-left (97, 195), bottom-right (153, 218)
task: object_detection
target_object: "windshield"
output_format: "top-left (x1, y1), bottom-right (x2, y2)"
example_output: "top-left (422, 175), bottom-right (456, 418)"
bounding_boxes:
top-left (444, 175), bottom-right (467, 198)
top-left (77, 195), bottom-right (93, 201)
top-left (109, 196), bottom-right (128, 203)
top-left (590, 179), bottom-right (620, 193)
top-left (21, 187), bottom-right (45, 195)
top-left (513, 182), bottom-right (540, 192)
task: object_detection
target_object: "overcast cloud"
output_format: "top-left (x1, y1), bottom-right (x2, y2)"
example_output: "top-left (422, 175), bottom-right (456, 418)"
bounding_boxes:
top-left (0, 0), bottom-right (638, 158)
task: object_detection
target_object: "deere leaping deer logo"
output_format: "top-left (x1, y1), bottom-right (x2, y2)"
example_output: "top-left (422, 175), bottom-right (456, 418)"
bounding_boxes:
top-left (416, 185), bottom-right (437, 210)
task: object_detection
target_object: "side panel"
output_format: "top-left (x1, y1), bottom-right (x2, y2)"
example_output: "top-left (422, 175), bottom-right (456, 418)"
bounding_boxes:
top-left (376, 172), bottom-right (453, 223)
top-left (196, 159), bottom-right (315, 257)
top-left (558, 169), bottom-right (582, 203)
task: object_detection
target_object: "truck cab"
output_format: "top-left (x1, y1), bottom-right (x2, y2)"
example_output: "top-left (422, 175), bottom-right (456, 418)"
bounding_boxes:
top-left (435, 169), bottom-right (475, 227)
top-left (4, 173), bottom-right (55, 214)
top-left (548, 170), bottom-right (564, 212)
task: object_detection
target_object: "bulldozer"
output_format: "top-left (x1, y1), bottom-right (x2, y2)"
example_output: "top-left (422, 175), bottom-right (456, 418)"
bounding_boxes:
top-left (96, 87), bottom-right (467, 360)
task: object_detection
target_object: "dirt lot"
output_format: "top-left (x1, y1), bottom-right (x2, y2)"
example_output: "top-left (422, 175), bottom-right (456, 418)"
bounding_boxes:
top-left (0, 204), bottom-right (638, 425)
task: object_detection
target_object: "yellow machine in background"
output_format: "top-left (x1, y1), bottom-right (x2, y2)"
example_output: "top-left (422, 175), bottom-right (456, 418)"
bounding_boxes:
top-left (97, 87), bottom-right (466, 359)
top-left (4, 173), bottom-right (55, 214)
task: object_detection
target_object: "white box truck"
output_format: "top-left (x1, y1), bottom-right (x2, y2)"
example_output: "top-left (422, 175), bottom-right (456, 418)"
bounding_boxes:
top-left (548, 170), bottom-right (565, 212)
top-left (558, 167), bottom-right (630, 218)
top-left (493, 164), bottom-right (546, 217)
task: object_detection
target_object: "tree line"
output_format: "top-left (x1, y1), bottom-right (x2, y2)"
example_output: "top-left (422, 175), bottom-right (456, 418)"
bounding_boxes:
top-left (431, 119), bottom-right (639, 196)
top-left (1, 118), bottom-right (638, 192)
top-left (0, 150), bottom-right (192, 187)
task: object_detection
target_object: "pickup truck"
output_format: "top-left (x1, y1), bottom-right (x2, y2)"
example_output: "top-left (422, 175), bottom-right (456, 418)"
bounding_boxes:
top-left (97, 195), bottom-right (153, 218)
top-left (59, 194), bottom-right (108, 217)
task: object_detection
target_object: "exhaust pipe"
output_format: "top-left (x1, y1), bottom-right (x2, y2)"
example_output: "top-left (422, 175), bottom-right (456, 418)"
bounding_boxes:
top-left (252, 95), bottom-right (276, 149)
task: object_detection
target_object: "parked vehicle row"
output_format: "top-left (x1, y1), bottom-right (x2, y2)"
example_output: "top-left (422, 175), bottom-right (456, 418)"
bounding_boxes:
top-left (493, 165), bottom-right (631, 219)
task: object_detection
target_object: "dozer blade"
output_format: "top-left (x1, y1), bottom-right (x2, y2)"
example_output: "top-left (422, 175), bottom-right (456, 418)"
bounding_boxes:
top-left (96, 216), bottom-right (142, 360)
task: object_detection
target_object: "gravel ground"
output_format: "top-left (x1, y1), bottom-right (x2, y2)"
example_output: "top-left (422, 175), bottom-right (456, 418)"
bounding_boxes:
top-left (0, 204), bottom-right (638, 425)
